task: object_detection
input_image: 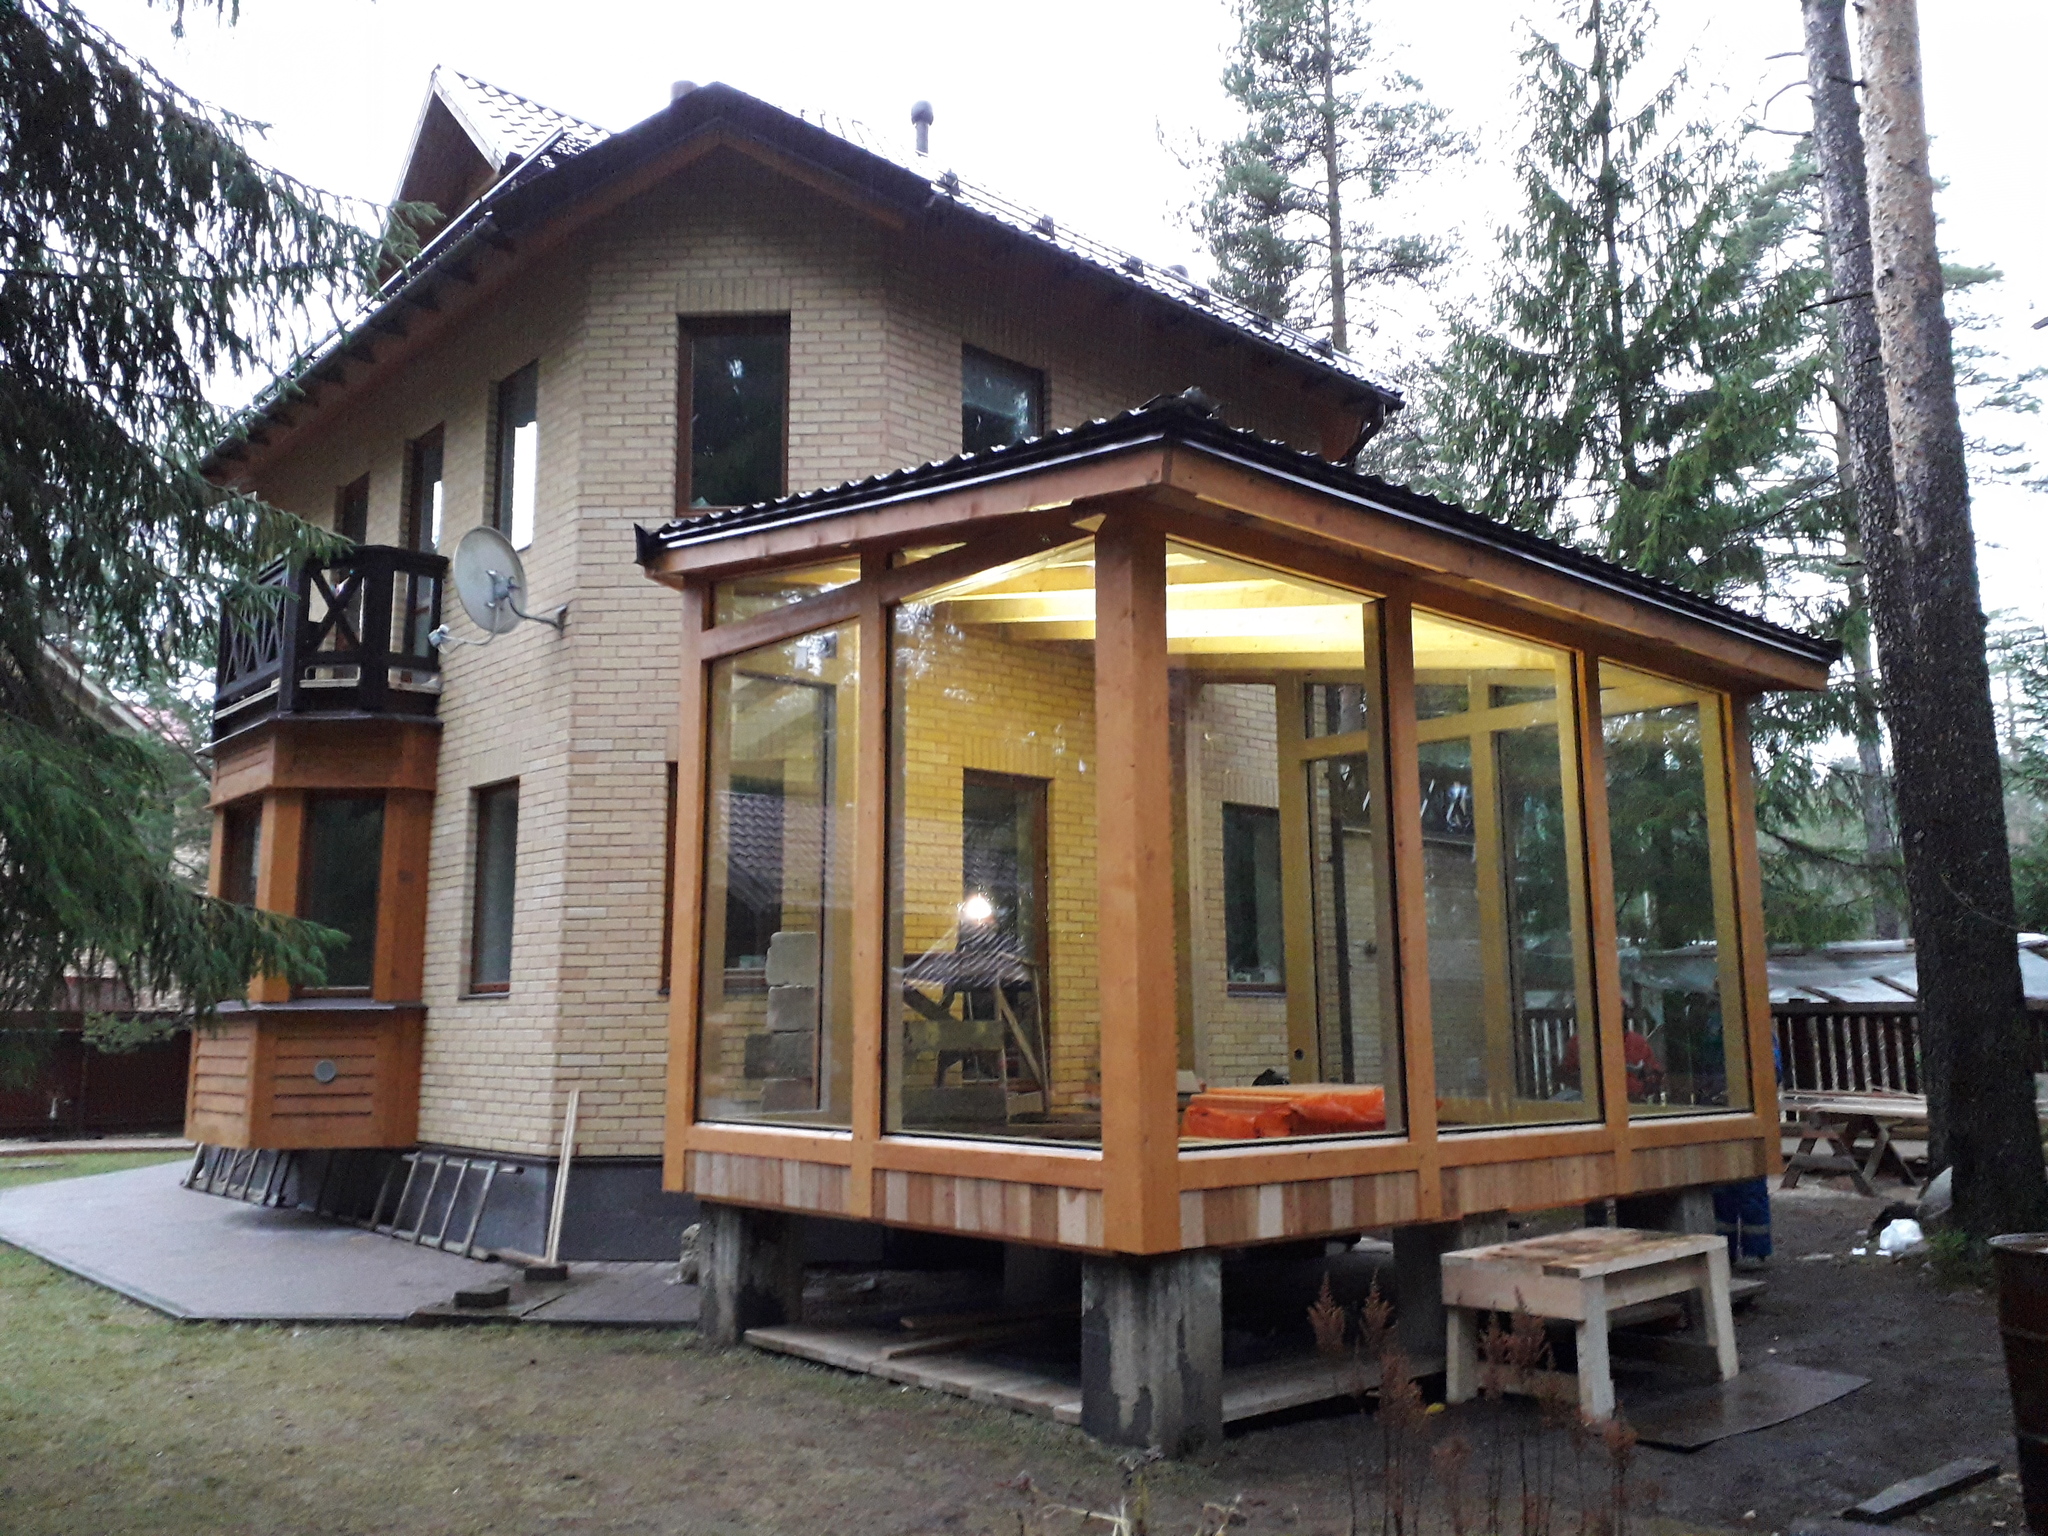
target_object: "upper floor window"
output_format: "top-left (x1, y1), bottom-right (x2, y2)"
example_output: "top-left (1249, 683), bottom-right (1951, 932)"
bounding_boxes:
top-left (219, 800), bottom-right (261, 907)
top-left (337, 474), bottom-right (370, 544)
top-left (680, 317), bottom-right (788, 510)
top-left (1222, 802), bottom-right (1284, 993)
top-left (962, 346), bottom-right (1043, 455)
top-left (493, 362), bottom-right (538, 550)
top-left (404, 426), bottom-right (445, 553)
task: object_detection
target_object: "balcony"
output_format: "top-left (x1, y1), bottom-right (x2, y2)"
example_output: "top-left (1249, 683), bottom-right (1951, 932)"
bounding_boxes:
top-left (213, 546), bottom-right (450, 741)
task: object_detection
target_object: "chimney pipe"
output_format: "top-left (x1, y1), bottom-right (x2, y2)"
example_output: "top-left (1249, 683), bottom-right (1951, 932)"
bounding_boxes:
top-left (911, 100), bottom-right (933, 156)
top-left (671, 80), bottom-right (698, 102)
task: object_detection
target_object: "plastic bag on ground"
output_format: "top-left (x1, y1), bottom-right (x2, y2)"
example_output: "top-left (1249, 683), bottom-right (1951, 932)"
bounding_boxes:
top-left (1877, 1217), bottom-right (1924, 1257)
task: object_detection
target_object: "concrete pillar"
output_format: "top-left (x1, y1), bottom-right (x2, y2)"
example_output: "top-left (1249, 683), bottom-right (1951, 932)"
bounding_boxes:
top-left (1392, 1209), bottom-right (1509, 1364)
top-left (1616, 1185), bottom-right (1716, 1235)
top-left (698, 1202), bottom-right (803, 1346)
top-left (1080, 1250), bottom-right (1222, 1456)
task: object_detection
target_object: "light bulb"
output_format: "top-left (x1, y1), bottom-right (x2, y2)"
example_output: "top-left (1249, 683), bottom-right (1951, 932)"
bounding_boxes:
top-left (960, 893), bottom-right (994, 924)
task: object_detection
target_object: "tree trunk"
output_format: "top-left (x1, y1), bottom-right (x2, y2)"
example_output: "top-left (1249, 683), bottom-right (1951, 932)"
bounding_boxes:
top-left (1812, 0), bottom-right (2048, 1237)
top-left (1320, 0), bottom-right (1349, 353)
top-left (1828, 398), bottom-right (1902, 938)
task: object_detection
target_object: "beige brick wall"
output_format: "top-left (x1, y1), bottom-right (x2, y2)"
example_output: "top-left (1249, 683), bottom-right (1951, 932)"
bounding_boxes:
top-left (230, 148), bottom-right (1363, 1159)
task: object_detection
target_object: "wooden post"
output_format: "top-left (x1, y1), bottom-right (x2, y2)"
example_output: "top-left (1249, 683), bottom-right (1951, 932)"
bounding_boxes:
top-left (1381, 593), bottom-right (1442, 1216)
top-left (249, 791), bottom-right (305, 1005)
top-left (1726, 699), bottom-right (1781, 1152)
top-left (848, 551), bottom-right (889, 1219)
top-left (1095, 513), bottom-right (1180, 1253)
top-left (1578, 655), bottom-right (1635, 1185)
top-left (372, 788), bottom-right (433, 1002)
top-left (663, 585), bottom-right (711, 1191)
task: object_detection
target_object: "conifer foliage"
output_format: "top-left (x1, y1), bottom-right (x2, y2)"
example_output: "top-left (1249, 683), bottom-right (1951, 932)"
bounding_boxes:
top-left (1430, 0), bottom-right (1819, 597)
top-left (0, 2), bottom-right (403, 1035)
top-left (1197, 0), bottom-right (1466, 350)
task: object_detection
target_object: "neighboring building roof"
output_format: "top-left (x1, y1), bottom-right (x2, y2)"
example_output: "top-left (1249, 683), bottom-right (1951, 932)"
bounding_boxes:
top-left (634, 391), bottom-right (1842, 672)
top-left (1624, 935), bottom-right (2048, 1006)
top-left (427, 68), bottom-right (608, 169)
top-left (209, 79), bottom-right (1398, 472)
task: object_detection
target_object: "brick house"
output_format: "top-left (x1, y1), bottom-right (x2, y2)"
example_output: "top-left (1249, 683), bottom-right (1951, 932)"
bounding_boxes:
top-left (187, 69), bottom-right (1409, 1257)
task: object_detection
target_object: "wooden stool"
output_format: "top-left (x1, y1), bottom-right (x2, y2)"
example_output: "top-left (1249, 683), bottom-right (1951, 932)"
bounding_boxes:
top-left (1441, 1228), bottom-right (1737, 1420)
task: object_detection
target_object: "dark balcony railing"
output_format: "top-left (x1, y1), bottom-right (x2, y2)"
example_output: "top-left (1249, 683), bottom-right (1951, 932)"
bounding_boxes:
top-left (214, 545), bottom-right (449, 739)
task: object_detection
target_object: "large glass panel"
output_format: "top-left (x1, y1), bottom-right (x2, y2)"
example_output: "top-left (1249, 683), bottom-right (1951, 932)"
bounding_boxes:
top-left (698, 624), bottom-right (859, 1126)
top-left (300, 794), bottom-right (383, 992)
top-left (889, 541), bottom-right (1098, 1142)
top-left (1600, 662), bottom-right (1749, 1113)
top-left (494, 362), bottom-right (538, 550)
top-left (1410, 610), bottom-right (1597, 1129)
top-left (712, 559), bottom-right (861, 625)
top-left (1168, 543), bottom-right (1402, 1146)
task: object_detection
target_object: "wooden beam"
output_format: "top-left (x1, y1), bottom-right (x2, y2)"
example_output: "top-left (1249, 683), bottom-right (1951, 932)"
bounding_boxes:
top-left (1577, 649), bottom-right (1637, 1183)
top-left (1094, 511), bottom-right (1181, 1252)
top-left (249, 790), bottom-right (305, 1005)
top-left (371, 788), bottom-right (433, 1002)
top-left (1727, 698), bottom-right (1780, 1152)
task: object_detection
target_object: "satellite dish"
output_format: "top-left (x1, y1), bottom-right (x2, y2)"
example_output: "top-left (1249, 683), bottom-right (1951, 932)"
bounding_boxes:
top-left (431, 526), bottom-right (567, 649)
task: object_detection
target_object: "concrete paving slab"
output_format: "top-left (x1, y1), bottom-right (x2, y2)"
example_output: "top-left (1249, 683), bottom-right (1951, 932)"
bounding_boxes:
top-left (0, 1160), bottom-right (510, 1322)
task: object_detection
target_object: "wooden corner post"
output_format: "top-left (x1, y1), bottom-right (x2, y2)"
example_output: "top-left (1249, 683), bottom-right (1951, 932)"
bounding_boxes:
top-left (1095, 512), bottom-right (1181, 1253)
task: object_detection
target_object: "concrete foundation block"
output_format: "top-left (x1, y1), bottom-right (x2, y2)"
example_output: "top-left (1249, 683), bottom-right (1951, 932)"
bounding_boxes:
top-left (1616, 1185), bottom-right (1716, 1236)
top-left (1392, 1209), bottom-right (1509, 1362)
top-left (698, 1202), bottom-right (804, 1346)
top-left (1081, 1250), bottom-right (1222, 1456)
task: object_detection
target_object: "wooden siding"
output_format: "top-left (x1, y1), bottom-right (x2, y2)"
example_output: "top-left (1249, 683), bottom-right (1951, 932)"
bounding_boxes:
top-left (184, 1007), bottom-right (422, 1150)
top-left (1178, 1170), bottom-right (1422, 1248)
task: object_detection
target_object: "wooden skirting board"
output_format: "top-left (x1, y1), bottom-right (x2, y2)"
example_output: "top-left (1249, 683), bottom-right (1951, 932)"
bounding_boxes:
top-left (682, 1133), bottom-right (1772, 1254)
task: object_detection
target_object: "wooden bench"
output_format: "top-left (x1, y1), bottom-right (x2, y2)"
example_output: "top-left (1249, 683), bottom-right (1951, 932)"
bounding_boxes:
top-left (1441, 1228), bottom-right (1737, 1420)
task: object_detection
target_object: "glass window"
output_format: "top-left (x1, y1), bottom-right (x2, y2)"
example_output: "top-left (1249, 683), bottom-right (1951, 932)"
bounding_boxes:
top-left (712, 559), bottom-right (861, 625)
top-left (1222, 805), bottom-right (1284, 992)
top-left (300, 794), bottom-right (383, 992)
top-left (494, 362), bottom-right (538, 550)
top-left (220, 801), bottom-right (261, 908)
top-left (962, 346), bottom-right (1044, 455)
top-left (471, 782), bottom-right (519, 994)
top-left (684, 319), bottom-right (788, 509)
top-left (1168, 543), bottom-right (1402, 1145)
top-left (1409, 611), bottom-right (1596, 1129)
top-left (405, 427), bottom-right (444, 553)
top-left (1599, 663), bottom-right (1749, 1113)
top-left (699, 624), bottom-right (859, 1126)
top-left (336, 475), bottom-right (369, 544)
top-left (889, 542), bottom-right (1096, 1143)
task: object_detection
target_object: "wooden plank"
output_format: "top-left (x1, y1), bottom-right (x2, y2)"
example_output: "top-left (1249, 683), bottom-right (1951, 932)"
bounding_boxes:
top-left (1094, 512), bottom-right (1181, 1253)
top-left (1577, 651), bottom-right (1636, 1180)
top-left (662, 584), bottom-right (711, 1189)
top-left (1699, 691), bottom-right (1755, 1114)
top-left (1842, 1459), bottom-right (2001, 1522)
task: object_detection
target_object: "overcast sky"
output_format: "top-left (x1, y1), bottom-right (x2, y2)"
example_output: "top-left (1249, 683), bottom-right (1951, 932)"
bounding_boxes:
top-left (81, 0), bottom-right (2047, 628)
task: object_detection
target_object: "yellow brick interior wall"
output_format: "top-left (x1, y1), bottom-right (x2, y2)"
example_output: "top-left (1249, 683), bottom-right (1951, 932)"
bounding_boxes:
top-left (893, 605), bottom-right (1100, 1114)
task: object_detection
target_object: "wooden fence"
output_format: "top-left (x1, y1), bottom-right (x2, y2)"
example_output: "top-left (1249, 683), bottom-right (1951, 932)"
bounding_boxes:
top-left (1773, 1006), bottom-right (2048, 1097)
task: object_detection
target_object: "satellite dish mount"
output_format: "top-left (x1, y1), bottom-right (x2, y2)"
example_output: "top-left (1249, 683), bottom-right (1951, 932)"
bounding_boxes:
top-left (431, 526), bottom-right (568, 649)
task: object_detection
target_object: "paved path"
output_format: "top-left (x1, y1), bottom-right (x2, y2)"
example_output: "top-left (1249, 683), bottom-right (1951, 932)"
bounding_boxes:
top-left (0, 1136), bottom-right (192, 1158)
top-left (0, 1160), bottom-right (510, 1321)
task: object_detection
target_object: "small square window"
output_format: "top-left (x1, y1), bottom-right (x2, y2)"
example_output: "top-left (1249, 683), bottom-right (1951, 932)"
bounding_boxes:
top-left (681, 318), bottom-right (788, 509)
top-left (493, 363), bottom-right (539, 550)
top-left (962, 346), bottom-right (1043, 455)
top-left (1222, 803), bottom-right (1285, 992)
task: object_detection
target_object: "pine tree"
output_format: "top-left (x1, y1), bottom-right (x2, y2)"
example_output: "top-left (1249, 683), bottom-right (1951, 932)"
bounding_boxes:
top-left (1196, 0), bottom-right (1467, 349)
top-left (1428, 0), bottom-right (1820, 597)
top-left (0, 1), bottom-right (414, 1054)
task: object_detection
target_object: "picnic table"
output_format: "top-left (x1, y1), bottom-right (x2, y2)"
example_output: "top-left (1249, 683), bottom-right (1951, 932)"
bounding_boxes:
top-left (1778, 1090), bottom-right (1924, 1197)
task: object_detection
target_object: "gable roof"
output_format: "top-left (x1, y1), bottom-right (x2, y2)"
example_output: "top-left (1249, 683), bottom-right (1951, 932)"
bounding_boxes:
top-left (634, 390), bottom-right (1841, 677)
top-left (209, 79), bottom-right (1399, 473)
